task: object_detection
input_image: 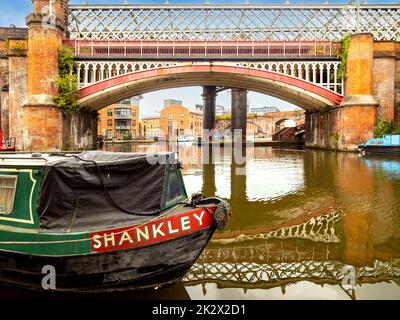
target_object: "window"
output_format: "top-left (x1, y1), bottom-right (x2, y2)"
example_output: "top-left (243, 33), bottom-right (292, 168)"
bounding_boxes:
top-left (107, 130), bottom-right (113, 139)
top-left (107, 119), bottom-right (112, 126)
top-left (168, 114), bottom-right (173, 119)
top-left (107, 109), bottom-right (113, 116)
top-left (0, 175), bottom-right (18, 215)
top-left (115, 108), bottom-right (131, 117)
top-left (167, 166), bottom-right (183, 203)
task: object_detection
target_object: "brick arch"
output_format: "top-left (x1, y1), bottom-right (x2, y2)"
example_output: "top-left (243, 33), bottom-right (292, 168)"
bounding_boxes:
top-left (79, 64), bottom-right (343, 111)
top-left (274, 118), bottom-right (295, 133)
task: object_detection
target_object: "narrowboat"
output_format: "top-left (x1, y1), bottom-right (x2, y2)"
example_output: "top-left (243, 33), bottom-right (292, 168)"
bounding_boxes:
top-left (0, 151), bottom-right (230, 292)
top-left (358, 134), bottom-right (400, 155)
top-left (0, 131), bottom-right (16, 152)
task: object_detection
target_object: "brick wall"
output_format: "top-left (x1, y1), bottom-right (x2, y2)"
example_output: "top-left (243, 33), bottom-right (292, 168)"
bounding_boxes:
top-left (0, 28), bottom-right (28, 40)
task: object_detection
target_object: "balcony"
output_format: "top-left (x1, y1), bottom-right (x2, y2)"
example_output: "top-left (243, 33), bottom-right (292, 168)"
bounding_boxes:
top-left (115, 125), bottom-right (131, 130)
top-left (114, 114), bottom-right (131, 120)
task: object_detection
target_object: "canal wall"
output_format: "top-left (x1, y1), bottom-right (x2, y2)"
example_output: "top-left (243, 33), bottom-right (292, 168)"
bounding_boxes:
top-left (62, 111), bottom-right (98, 151)
top-left (305, 106), bottom-right (377, 151)
top-left (395, 57), bottom-right (400, 128)
top-left (0, 33), bottom-right (97, 151)
top-left (0, 52), bottom-right (9, 140)
top-left (8, 55), bottom-right (27, 151)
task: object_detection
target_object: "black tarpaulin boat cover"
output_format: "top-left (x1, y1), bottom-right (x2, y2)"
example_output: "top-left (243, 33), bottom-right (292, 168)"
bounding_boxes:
top-left (37, 151), bottom-right (185, 232)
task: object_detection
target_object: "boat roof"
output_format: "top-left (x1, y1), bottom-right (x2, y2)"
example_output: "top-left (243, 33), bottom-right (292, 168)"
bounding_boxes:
top-left (0, 151), bottom-right (176, 167)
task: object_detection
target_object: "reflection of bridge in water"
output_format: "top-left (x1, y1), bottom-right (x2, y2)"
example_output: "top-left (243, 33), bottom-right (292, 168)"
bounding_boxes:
top-left (184, 254), bottom-right (400, 298)
top-left (183, 211), bottom-right (400, 298)
top-left (182, 148), bottom-right (400, 298)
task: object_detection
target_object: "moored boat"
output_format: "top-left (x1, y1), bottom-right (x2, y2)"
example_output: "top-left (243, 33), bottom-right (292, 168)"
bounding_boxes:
top-left (0, 130), bottom-right (16, 152)
top-left (177, 135), bottom-right (197, 143)
top-left (0, 151), bottom-right (230, 292)
top-left (358, 134), bottom-right (400, 155)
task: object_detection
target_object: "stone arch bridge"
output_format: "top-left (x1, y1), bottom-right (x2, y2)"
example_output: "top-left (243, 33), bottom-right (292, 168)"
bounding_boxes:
top-left (216, 110), bottom-right (305, 139)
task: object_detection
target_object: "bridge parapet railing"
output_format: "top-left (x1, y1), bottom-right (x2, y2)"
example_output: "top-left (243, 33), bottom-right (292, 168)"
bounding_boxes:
top-left (64, 40), bottom-right (341, 59)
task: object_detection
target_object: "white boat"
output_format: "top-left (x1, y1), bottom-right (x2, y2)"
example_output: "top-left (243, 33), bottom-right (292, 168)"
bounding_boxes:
top-left (177, 135), bottom-right (197, 142)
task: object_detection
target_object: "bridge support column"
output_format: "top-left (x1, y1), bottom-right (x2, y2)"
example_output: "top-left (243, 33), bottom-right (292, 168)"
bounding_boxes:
top-left (337, 33), bottom-right (378, 150)
top-left (8, 53), bottom-right (27, 151)
top-left (306, 34), bottom-right (378, 151)
top-left (396, 60), bottom-right (400, 128)
top-left (373, 42), bottom-right (397, 123)
top-left (1, 88), bottom-right (9, 141)
top-left (202, 145), bottom-right (216, 197)
top-left (231, 88), bottom-right (247, 142)
top-left (202, 86), bottom-right (217, 142)
top-left (23, 0), bottom-right (68, 151)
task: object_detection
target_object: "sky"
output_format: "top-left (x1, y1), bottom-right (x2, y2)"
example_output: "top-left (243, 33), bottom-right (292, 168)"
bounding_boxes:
top-left (1, 0), bottom-right (398, 116)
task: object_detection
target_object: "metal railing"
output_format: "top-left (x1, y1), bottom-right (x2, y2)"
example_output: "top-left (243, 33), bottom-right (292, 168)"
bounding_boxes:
top-left (64, 40), bottom-right (341, 59)
top-left (115, 125), bottom-right (131, 130)
top-left (114, 114), bottom-right (132, 120)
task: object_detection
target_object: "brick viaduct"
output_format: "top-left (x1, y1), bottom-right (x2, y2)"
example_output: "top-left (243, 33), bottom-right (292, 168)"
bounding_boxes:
top-left (216, 110), bottom-right (305, 139)
top-left (0, 0), bottom-right (399, 151)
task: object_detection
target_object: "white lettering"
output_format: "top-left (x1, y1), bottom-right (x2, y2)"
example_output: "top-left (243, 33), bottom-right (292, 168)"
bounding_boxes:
top-left (41, 265), bottom-right (56, 290)
top-left (181, 216), bottom-right (191, 231)
top-left (136, 226), bottom-right (150, 242)
top-left (104, 233), bottom-right (115, 248)
top-left (92, 234), bottom-right (102, 249)
top-left (152, 222), bottom-right (166, 238)
top-left (118, 231), bottom-right (134, 246)
top-left (167, 220), bottom-right (179, 234)
top-left (193, 211), bottom-right (205, 226)
top-left (153, 304), bottom-right (187, 317)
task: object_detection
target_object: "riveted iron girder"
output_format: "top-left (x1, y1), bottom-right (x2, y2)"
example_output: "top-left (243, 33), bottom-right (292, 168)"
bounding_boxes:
top-left (68, 4), bottom-right (400, 42)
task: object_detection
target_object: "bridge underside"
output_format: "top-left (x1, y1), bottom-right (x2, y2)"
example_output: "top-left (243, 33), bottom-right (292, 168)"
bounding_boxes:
top-left (79, 65), bottom-right (342, 112)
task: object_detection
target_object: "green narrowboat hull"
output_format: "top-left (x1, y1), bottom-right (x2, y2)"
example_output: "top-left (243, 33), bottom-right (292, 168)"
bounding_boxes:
top-left (0, 152), bottom-right (231, 292)
top-left (0, 203), bottom-right (219, 291)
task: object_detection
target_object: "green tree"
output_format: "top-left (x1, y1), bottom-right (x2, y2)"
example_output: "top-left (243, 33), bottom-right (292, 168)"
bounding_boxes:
top-left (123, 131), bottom-right (132, 140)
top-left (55, 46), bottom-right (80, 113)
top-left (337, 35), bottom-right (351, 84)
top-left (373, 119), bottom-right (400, 138)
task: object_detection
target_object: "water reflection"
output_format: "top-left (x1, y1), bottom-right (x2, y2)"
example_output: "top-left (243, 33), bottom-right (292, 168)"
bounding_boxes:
top-left (100, 143), bottom-right (400, 299)
top-left (0, 282), bottom-right (190, 301)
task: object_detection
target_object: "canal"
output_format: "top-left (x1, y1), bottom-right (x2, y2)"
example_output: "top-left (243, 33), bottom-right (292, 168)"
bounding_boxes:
top-left (98, 143), bottom-right (400, 300)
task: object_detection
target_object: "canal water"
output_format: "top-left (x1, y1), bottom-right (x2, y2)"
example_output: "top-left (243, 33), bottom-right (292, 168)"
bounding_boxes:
top-left (2, 143), bottom-right (398, 300)
top-left (98, 142), bottom-right (400, 300)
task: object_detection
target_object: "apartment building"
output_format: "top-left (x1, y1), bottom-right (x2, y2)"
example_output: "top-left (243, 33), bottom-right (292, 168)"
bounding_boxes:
top-left (98, 98), bottom-right (140, 140)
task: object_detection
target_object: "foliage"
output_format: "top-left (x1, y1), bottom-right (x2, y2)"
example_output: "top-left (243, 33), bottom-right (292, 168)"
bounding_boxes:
top-left (329, 133), bottom-right (339, 150)
top-left (216, 114), bottom-right (231, 121)
top-left (123, 131), bottom-right (132, 140)
top-left (5, 39), bottom-right (27, 56)
top-left (55, 45), bottom-right (80, 114)
top-left (337, 35), bottom-right (351, 84)
top-left (315, 46), bottom-right (324, 55)
top-left (373, 119), bottom-right (400, 138)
